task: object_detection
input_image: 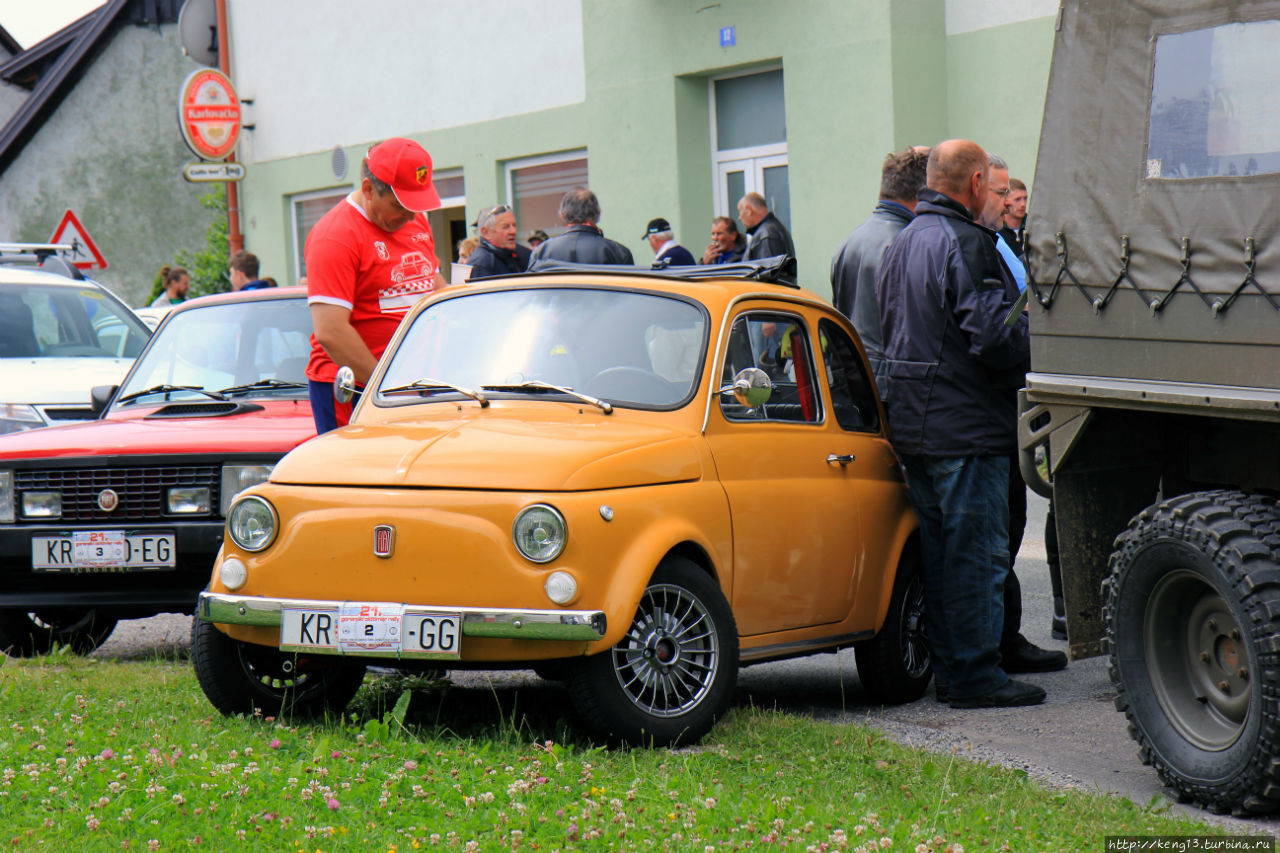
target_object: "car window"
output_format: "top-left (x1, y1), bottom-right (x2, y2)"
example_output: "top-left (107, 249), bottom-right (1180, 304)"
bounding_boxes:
top-left (0, 285), bottom-right (148, 359)
top-left (115, 298), bottom-right (312, 405)
top-left (719, 312), bottom-right (821, 423)
top-left (818, 318), bottom-right (879, 433)
top-left (380, 288), bottom-right (708, 410)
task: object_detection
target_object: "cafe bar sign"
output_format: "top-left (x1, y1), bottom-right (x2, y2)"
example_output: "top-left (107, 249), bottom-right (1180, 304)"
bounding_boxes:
top-left (177, 68), bottom-right (241, 161)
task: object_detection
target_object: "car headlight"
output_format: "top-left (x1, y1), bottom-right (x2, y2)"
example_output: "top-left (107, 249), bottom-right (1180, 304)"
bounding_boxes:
top-left (0, 404), bottom-right (46, 436)
top-left (512, 504), bottom-right (567, 563)
top-left (0, 471), bottom-right (13, 523)
top-left (168, 487), bottom-right (210, 514)
top-left (220, 464), bottom-right (274, 515)
top-left (22, 491), bottom-right (61, 519)
top-left (227, 495), bottom-right (278, 552)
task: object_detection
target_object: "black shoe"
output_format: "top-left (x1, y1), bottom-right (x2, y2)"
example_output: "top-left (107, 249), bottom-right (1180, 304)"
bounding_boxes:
top-left (949, 679), bottom-right (1046, 709)
top-left (1001, 635), bottom-right (1068, 673)
top-left (935, 686), bottom-right (949, 703)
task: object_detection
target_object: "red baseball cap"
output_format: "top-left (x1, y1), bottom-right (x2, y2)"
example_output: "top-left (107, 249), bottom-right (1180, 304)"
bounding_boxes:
top-left (366, 138), bottom-right (442, 212)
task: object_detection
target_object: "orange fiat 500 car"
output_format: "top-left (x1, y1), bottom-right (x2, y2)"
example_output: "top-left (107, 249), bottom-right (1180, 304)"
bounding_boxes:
top-left (192, 258), bottom-right (926, 745)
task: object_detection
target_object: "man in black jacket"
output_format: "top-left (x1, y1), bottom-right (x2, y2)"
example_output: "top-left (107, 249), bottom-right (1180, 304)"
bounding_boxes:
top-left (529, 188), bottom-right (633, 266)
top-left (466, 204), bottom-right (530, 278)
top-left (737, 192), bottom-right (795, 265)
top-left (877, 139), bottom-right (1044, 710)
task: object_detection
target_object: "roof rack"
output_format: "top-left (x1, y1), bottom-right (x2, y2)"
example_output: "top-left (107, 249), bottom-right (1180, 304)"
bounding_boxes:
top-left (0, 242), bottom-right (85, 280)
top-left (521, 254), bottom-right (798, 287)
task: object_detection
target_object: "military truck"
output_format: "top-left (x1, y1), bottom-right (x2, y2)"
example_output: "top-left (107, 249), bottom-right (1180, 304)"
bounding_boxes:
top-left (1020, 0), bottom-right (1280, 814)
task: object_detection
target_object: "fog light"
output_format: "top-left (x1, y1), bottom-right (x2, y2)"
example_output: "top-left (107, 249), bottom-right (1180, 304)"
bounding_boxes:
top-left (544, 570), bottom-right (578, 605)
top-left (219, 556), bottom-right (248, 591)
top-left (22, 491), bottom-right (61, 518)
top-left (168, 487), bottom-right (211, 514)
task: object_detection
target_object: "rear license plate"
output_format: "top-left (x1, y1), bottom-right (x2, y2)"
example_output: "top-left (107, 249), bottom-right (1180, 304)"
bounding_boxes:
top-left (32, 531), bottom-right (176, 572)
top-left (281, 604), bottom-right (462, 657)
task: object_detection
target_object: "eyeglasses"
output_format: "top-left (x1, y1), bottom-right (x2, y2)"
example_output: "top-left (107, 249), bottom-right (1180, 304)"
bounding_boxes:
top-left (474, 204), bottom-right (513, 229)
top-left (992, 187), bottom-right (1011, 198)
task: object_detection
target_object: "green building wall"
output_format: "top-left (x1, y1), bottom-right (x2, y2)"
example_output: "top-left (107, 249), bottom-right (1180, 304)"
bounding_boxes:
top-left (238, 1), bottom-right (1055, 301)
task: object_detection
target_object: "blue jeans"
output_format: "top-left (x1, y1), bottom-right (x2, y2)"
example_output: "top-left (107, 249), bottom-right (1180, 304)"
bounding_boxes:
top-left (900, 454), bottom-right (1011, 700)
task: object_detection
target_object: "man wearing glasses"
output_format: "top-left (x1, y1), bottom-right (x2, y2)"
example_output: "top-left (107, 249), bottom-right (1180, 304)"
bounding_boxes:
top-left (981, 156), bottom-right (1026, 292)
top-left (466, 204), bottom-right (530, 279)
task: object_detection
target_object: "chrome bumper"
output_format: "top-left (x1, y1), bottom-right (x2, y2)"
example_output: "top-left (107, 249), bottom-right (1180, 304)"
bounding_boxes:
top-left (198, 591), bottom-right (607, 651)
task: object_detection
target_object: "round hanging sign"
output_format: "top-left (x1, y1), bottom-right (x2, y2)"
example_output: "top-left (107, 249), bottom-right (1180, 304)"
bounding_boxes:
top-left (177, 68), bottom-right (241, 161)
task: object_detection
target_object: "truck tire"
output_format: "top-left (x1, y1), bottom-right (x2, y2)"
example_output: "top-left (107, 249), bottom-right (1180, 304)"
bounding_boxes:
top-left (191, 619), bottom-right (366, 719)
top-left (1106, 489), bottom-right (1280, 814)
top-left (854, 548), bottom-right (931, 704)
top-left (566, 556), bottom-right (738, 746)
top-left (0, 609), bottom-right (118, 657)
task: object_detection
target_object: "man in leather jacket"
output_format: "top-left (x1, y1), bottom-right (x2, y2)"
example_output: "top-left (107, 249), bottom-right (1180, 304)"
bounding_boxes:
top-left (529, 188), bottom-right (633, 266)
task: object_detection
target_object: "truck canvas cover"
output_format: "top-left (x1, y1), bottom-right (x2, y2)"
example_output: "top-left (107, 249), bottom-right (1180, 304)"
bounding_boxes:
top-left (1028, 0), bottom-right (1280, 390)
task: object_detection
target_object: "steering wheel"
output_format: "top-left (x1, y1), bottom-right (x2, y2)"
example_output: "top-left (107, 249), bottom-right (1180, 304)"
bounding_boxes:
top-left (585, 367), bottom-right (674, 405)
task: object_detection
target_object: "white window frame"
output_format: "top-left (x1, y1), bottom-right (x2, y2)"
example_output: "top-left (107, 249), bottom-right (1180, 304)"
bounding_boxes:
top-left (290, 186), bottom-right (350, 284)
top-left (708, 65), bottom-right (787, 217)
top-left (433, 167), bottom-right (466, 209)
top-left (503, 149), bottom-right (590, 208)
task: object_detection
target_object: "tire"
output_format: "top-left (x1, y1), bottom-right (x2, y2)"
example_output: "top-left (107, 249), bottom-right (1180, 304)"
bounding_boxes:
top-left (854, 548), bottom-right (931, 704)
top-left (567, 556), bottom-right (738, 746)
top-left (191, 618), bottom-right (367, 719)
top-left (0, 609), bottom-right (118, 657)
top-left (1105, 489), bottom-right (1280, 815)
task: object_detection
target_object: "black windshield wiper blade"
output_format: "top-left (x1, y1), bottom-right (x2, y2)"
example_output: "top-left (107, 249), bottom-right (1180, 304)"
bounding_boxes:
top-left (218, 379), bottom-right (307, 396)
top-left (481, 380), bottom-right (612, 414)
top-left (115, 384), bottom-right (226, 404)
top-left (381, 377), bottom-right (488, 407)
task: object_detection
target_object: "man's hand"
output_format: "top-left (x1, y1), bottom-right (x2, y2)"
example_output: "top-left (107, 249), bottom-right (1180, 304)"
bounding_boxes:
top-left (702, 243), bottom-right (719, 264)
top-left (310, 303), bottom-right (379, 385)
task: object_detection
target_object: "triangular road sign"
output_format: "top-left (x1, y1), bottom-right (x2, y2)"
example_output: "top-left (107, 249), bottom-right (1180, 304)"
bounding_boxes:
top-left (48, 209), bottom-right (108, 271)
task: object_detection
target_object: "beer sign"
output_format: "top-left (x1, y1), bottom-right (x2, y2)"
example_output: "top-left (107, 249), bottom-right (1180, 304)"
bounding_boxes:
top-left (178, 68), bottom-right (241, 161)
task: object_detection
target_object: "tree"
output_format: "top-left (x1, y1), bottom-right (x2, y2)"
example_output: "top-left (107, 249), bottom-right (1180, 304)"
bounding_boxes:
top-left (147, 185), bottom-right (230, 302)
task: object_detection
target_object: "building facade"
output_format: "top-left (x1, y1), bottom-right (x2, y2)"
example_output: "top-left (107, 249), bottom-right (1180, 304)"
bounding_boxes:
top-left (229, 0), bottom-right (1058, 297)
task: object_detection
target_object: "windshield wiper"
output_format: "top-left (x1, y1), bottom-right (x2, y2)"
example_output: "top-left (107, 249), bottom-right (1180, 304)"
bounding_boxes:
top-left (218, 379), bottom-right (308, 397)
top-left (381, 377), bottom-right (489, 407)
top-left (115, 384), bottom-right (226, 404)
top-left (482, 380), bottom-right (613, 414)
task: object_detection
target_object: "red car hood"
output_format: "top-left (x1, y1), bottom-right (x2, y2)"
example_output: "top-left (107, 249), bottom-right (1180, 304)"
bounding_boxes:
top-left (0, 399), bottom-right (316, 460)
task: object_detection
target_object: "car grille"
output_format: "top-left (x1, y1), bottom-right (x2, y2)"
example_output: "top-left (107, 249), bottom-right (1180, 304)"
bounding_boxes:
top-left (15, 466), bottom-right (221, 523)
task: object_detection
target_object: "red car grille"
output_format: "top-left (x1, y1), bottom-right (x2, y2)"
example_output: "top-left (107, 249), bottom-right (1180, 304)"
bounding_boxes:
top-left (15, 466), bottom-right (221, 523)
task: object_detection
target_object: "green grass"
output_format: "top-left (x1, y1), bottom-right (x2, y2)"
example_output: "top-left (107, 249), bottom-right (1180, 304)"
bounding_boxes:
top-left (0, 651), bottom-right (1230, 851)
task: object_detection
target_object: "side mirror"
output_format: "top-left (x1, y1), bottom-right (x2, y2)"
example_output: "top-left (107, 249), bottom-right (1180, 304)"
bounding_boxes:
top-left (718, 367), bottom-right (772, 408)
top-left (333, 365), bottom-right (357, 404)
top-left (90, 385), bottom-right (118, 417)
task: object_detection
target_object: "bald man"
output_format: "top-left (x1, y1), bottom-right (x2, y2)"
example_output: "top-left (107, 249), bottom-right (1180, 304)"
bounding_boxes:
top-left (875, 139), bottom-right (1041, 710)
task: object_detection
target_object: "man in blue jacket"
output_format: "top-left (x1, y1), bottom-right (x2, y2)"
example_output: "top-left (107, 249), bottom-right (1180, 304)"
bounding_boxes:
top-left (876, 139), bottom-right (1044, 709)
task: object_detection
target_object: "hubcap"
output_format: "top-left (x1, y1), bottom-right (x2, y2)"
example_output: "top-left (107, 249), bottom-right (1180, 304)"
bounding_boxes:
top-left (1145, 569), bottom-right (1250, 751)
top-left (900, 574), bottom-right (930, 679)
top-left (612, 583), bottom-right (719, 718)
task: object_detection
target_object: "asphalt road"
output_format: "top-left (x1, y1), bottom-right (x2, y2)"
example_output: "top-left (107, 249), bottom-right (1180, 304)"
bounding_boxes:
top-left (94, 493), bottom-right (1280, 833)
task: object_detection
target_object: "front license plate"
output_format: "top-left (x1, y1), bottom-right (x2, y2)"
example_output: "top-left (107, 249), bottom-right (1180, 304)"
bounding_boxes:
top-left (32, 531), bottom-right (176, 572)
top-left (281, 604), bottom-right (462, 658)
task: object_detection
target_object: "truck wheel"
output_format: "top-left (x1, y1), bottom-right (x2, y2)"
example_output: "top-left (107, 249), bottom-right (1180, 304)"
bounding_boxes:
top-left (191, 619), bottom-right (366, 719)
top-left (854, 549), bottom-right (931, 704)
top-left (567, 556), bottom-right (738, 746)
top-left (0, 609), bottom-right (118, 657)
top-left (1106, 490), bottom-right (1280, 814)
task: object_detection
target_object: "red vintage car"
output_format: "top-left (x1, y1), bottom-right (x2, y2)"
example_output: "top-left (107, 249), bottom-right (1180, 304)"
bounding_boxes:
top-left (0, 287), bottom-right (316, 656)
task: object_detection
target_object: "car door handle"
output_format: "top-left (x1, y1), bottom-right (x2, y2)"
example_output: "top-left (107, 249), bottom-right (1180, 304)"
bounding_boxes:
top-left (826, 454), bottom-right (855, 466)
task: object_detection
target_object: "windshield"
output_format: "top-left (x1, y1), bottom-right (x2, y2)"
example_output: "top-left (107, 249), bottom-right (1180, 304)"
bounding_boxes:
top-left (379, 288), bottom-right (707, 409)
top-left (115, 297), bottom-right (312, 406)
top-left (0, 283), bottom-right (149, 360)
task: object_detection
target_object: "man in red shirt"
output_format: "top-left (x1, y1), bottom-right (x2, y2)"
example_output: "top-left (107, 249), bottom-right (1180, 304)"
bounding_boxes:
top-left (305, 137), bottom-right (443, 432)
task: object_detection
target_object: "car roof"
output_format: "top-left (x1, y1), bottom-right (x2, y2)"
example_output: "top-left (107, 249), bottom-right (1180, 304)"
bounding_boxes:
top-left (165, 285), bottom-right (308, 314)
top-left (0, 265), bottom-right (109, 288)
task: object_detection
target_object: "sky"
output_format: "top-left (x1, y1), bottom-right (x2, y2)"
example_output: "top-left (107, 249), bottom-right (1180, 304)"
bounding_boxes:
top-left (0, 0), bottom-right (104, 49)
